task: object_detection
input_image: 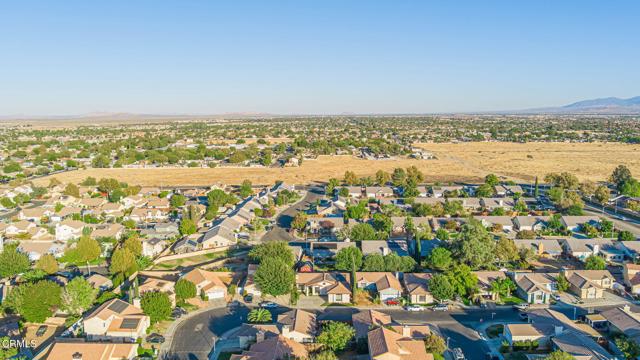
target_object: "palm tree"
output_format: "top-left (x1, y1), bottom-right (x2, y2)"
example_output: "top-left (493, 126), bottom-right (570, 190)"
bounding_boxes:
top-left (248, 308), bottom-right (272, 323)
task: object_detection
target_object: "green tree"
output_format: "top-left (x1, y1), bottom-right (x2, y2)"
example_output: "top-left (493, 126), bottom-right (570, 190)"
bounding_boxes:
top-left (63, 183), bottom-right (80, 197)
top-left (544, 350), bottom-right (575, 360)
top-left (362, 254), bottom-right (386, 271)
top-left (618, 230), bottom-right (635, 241)
top-left (490, 277), bottom-right (516, 300)
top-left (141, 291), bottom-right (172, 324)
top-left (556, 274), bottom-right (570, 292)
top-left (240, 179), bottom-right (253, 198)
top-left (249, 241), bottom-right (294, 266)
top-left (62, 277), bottom-right (98, 315)
top-left (594, 185), bottom-right (610, 212)
top-left (291, 212), bottom-right (308, 233)
top-left (123, 235), bottom-right (142, 257)
top-left (254, 258), bottom-right (295, 296)
top-left (584, 254), bottom-right (606, 270)
top-left (429, 274), bottom-right (454, 301)
top-left (35, 254), bottom-right (59, 274)
top-left (0, 244), bottom-right (31, 278)
top-left (610, 165), bottom-right (633, 190)
top-left (247, 308), bottom-right (272, 323)
top-left (450, 219), bottom-right (496, 269)
top-left (317, 321), bottom-right (355, 352)
top-left (179, 218), bottom-right (197, 235)
top-left (495, 237), bottom-right (519, 265)
top-left (343, 171), bottom-right (358, 185)
top-left (170, 194), bottom-right (187, 208)
top-left (76, 236), bottom-right (101, 262)
top-left (109, 248), bottom-right (137, 275)
top-left (375, 170), bottom-right (391, 186)
top-left (175, 279), bottom-right (197, 301)
top-left (5, 280), bottom-right (62, 323)
top-left (615, 336), bottom-right (640, 360)
top-left (485, 174), bottom-right (500, 186)
top-left (372, 213), bottom-right (393, 234)
top-left (446, 264), bottom-right (478, 298)
top-left (428, 247), bottom-right (453, 271)
top-left (311, 350), bottom-right (338, 360)
top-left (326, 178), bottom-right (340, 195)
top-left (476, 183), bottom-right (495, 197)
top-left (424, 333), bottom-right (446, 354)
top-left (392, 168), bottom-right (406, 187)
top-left (334, 247), bottom-right (363, 271)
top-left (0, 336), bottom-right (19, 359)
top-left (349, 223), bottom-right (377, 241)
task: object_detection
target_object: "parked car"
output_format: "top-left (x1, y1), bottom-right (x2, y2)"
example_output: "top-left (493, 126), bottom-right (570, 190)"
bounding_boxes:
top-left (453, 348), bottom-right (465, 360)
top-left (404, 304), bottom-right (425, 312)
top-left (433, 304), bottom-right (449, 311)
top-left (146, 333), bottom-right (165, 344)
top-left (551, 294), bottom-right (561, 301)
top-left (513, 303), bottom-right (529, 311)
top-left (519, 312), bottom-right (529, 321)
top-left (259, 301), bottom-right (279, 309)
top-left (36, 325), bottom-right (48, 337)
top-left (385, 299), bottom-right (400, 306)
top-left (171, 307), bottom-right (187, 319)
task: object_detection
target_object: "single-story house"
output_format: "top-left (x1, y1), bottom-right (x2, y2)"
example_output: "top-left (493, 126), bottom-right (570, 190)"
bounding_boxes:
top-left (355, 272), bottom-right (402, 301)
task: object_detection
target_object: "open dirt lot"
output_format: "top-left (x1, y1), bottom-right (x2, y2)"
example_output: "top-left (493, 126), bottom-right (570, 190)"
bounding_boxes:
top-left (33, 142), bottom-right (640, 186)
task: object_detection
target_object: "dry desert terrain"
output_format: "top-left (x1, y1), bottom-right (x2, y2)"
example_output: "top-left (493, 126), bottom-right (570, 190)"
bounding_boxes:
top-left (34, 142), bottom-right (640, 186)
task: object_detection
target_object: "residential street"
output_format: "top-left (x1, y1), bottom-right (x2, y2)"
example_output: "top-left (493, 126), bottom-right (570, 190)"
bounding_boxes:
top-left (163, 302), bottom-right (640, 360)
top-left (260, 184), bottom-right (324, 242)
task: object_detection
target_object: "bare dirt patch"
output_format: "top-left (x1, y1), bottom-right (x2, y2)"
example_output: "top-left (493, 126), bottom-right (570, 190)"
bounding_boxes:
top-left (33, 142), bottom-right (640, 186)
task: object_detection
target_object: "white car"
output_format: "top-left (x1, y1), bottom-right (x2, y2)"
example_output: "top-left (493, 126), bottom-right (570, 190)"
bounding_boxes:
top-left (432, 304), bottom-right (449, 311)
top-left (513, 303), bottom-right (529, 311)
top-left (404, 304), bottom-right (425, 312)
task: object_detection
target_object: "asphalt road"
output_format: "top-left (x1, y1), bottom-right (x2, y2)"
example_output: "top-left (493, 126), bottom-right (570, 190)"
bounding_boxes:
top-left (260, 184), bottom-right (324, 242)
top-left (166, 301), bottom-right (640, 360)
top-left (166, 305), bottom-right (526, 360)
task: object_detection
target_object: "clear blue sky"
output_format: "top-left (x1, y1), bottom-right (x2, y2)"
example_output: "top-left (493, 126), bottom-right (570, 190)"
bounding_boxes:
top-left (1, 1), bottom-right (638, 115)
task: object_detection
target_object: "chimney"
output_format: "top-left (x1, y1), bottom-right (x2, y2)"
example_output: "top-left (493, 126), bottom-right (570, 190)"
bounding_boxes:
top-left (402, 325), bottom-right (411, 338)
top-left (282, 325), bottom-right (290, 337)
top-left (537, 242), bottom-right (544, 256)
top-left (554, 326), bottom-right (564, 336)
top-left (72, 352), bottom-right (83, 360)
top-left (592, 244), bottom-right (600, 255)
top-left (623, 305), bottom-right (631, 312)
top-left (133, 297), bottom-right (141, 308)
top-left (256, 330), bottom-right (265, 343)
top-left (382, 247), bottom-right (390, 256)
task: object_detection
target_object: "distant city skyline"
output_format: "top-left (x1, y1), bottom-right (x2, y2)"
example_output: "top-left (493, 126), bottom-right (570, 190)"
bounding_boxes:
top-left (0, 1), bottom-right (638, 116)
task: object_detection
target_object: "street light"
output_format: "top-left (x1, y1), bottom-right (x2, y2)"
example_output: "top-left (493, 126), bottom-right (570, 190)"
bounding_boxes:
top-left (446, 336), bottom-right (450, 349)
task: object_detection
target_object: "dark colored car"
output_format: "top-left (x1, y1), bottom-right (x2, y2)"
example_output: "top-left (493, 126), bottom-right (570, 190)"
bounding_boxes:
top-left (146, 333), bottom-right (165, 344)
top-left (244, 294), bottom-right (253, 303)
top-left (36, 325), bottom-right (48, 337)
top-left (171, 307), bottom-right (187, 319)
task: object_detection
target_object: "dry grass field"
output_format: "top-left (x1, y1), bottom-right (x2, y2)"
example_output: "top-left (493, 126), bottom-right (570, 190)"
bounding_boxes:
top-left (34, 142), bottom-right (640, 186)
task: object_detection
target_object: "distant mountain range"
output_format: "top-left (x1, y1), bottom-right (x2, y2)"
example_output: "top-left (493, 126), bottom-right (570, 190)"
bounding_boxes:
top-left (521, 96), bottom-right (640, 114)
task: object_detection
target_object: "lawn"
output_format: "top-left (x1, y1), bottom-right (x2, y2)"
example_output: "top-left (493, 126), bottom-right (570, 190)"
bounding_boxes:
top-left (152, 251), bottom-right (227, 270)
top-left (499, 296), bottom-right (525, 305)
